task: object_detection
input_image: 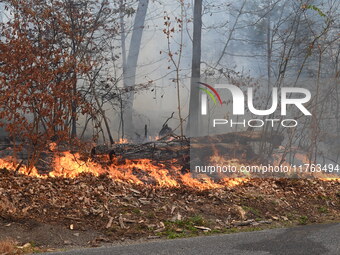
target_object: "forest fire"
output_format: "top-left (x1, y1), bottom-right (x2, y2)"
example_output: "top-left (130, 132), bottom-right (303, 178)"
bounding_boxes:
top-left (0, 0), bottom-right (340, 252)
top-left (0, 150), bottom-right (248, 190)
top-left (1, 147), bottom-right (338, 191)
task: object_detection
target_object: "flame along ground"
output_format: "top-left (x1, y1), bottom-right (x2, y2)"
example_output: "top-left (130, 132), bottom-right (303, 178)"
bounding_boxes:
top-left (0, 141), bottom-right (338, 189)
top-left (0, 151), bottom-right (247, 190)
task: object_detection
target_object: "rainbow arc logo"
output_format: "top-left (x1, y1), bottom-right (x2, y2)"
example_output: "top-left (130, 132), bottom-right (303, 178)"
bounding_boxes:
top-left (198, 82), bottom-right (223, 105)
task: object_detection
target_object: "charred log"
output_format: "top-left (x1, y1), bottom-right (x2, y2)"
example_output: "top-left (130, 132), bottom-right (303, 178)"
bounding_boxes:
top-left (190, 131), bottom-right (284, 147)
top-left (89, 131), bottom-right (284, 162)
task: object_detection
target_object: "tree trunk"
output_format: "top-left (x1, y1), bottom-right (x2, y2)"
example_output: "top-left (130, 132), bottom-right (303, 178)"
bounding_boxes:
top-left (119, 0), bottom-right (127, 140)
top-left (187, 0), bottom-right (202, 137)
top-left (123, 0), bottom-right (149, 139)
top-left (266, 15), bottom-right (272, 92)
top-left (71, 73), bottom-right (77, 138)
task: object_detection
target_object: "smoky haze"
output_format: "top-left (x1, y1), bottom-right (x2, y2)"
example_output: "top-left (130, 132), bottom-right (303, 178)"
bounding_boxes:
top-left (0, 0), bottom-right (339, 166)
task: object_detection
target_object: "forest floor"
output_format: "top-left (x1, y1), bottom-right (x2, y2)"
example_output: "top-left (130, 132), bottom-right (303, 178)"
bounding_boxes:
top-left (0, 169), bottom-right (339, 254)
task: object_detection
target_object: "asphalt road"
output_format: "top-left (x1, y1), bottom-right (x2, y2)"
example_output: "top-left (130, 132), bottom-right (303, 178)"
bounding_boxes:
top-left (46, 223), bottom-right (339, 255)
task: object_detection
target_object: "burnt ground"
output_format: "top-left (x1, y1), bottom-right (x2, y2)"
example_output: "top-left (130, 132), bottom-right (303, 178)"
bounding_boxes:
top-left (0, 169), bottom-right (339, 253)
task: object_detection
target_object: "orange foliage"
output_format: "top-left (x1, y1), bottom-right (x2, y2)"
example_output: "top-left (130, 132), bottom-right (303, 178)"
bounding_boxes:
top-left (0, 0), bottom-right (113, 165)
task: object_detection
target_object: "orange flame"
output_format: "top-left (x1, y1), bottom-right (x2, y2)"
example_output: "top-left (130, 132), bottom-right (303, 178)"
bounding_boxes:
top-left (1, 148), bottom-right (338, 190)
top-left (0, 151), bottom-right (248, 189)
top-left (0, 156), bottom-right (40, 176)
top-left (49, 152), bottom-right (249, 189)
top-left (117, 138), bottom-right (129, 144)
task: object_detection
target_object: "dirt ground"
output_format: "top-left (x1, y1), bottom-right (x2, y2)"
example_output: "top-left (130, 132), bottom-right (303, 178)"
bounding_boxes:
top-left (0, 169), bottom-right (339, 253)
top-left (0, 218), bottom-right (100, 251)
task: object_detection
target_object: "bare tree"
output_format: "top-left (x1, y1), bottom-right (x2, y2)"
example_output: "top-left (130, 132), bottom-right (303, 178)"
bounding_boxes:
top-left (122, 0), bottom-right (149, 139)
top-left (187, 0), bottom-right (202, 137)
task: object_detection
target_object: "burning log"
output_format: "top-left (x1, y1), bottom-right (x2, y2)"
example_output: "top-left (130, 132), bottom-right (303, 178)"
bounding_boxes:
top-left (190, 143), bottom-right (253, 160)
top-left (89, 131), bottom-right (284, 163)
top-left (190, 131), bottom-right (284, 147)
top-left (0, 130), bottom-right (283, 176)
top-left (108, 140), bottom-right (189, 161)
top-left (84, 131), bottom-right (280, 178)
